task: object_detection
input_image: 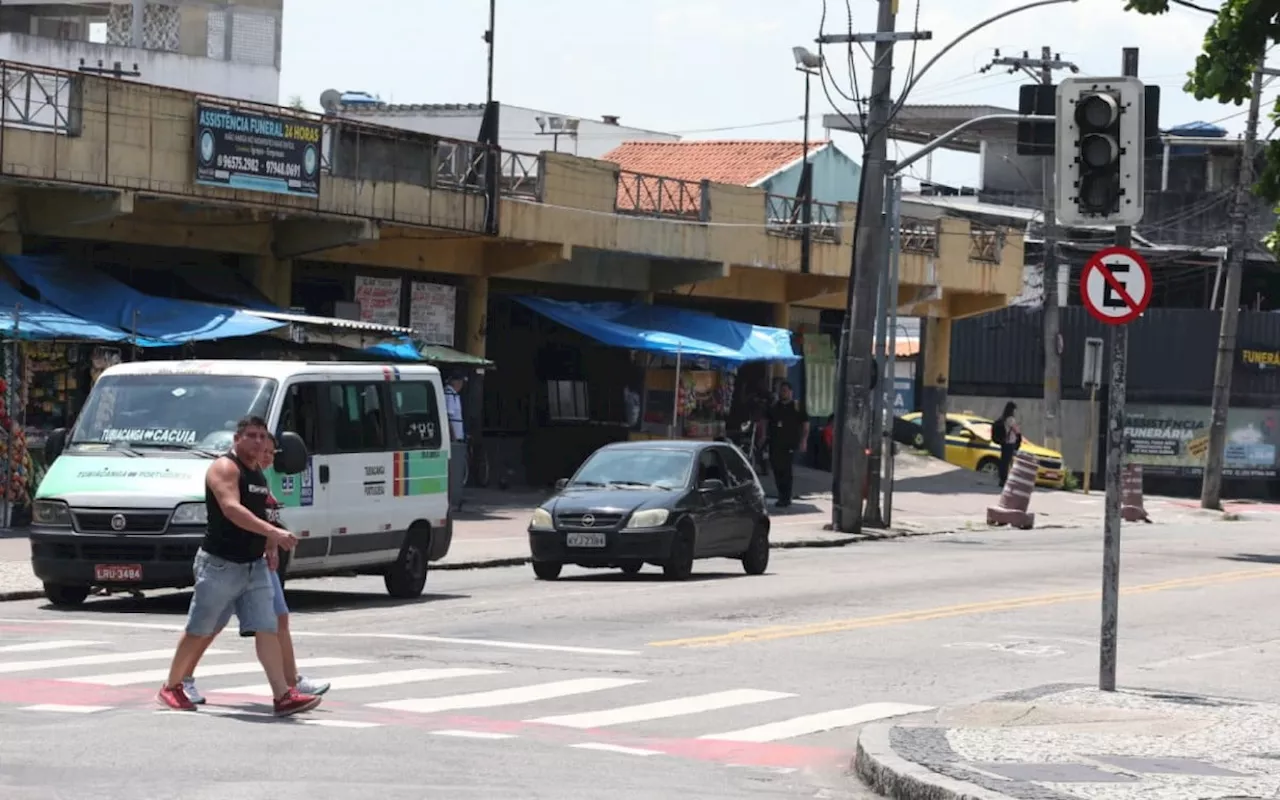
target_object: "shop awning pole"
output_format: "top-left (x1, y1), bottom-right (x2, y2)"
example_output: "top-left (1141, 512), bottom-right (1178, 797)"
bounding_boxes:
top-left (3, 304), bottom-right (18, 528)
top-left (671, 345), bottom-right (682, 439)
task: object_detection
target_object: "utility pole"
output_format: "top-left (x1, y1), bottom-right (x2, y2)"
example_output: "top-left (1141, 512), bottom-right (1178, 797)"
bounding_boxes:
top-left (983, 46), bottom-right (1078, 456)
top-left (1202, 48), bottom-right (1268, 510)
top-left (484, 0), bottom-right (496, 106)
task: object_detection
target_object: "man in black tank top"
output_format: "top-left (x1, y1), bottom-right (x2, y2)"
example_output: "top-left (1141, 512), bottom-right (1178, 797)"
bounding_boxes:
top-left (157, 415), bottom-right (322, 717)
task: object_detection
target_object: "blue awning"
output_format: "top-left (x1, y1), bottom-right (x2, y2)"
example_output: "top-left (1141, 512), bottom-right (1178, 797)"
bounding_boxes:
top-left (0, 280), bottom-right (164, 343)
top-left (5, 255), bottom-right (287, 344)
top-left (514, 296), bottom-right (799, 366)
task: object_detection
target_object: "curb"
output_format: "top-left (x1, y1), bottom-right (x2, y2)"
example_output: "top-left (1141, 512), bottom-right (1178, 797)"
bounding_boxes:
top-left (0, 588), bottom-right (42, 602)
top-left (854, 722), bottom-right (1009, 800)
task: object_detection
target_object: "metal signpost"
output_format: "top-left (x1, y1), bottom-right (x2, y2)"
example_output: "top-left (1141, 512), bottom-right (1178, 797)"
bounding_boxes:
top-left (1080, 245), bottom-right (1152, 692)
top-left (1081, 336), bottom-right (1104, 494)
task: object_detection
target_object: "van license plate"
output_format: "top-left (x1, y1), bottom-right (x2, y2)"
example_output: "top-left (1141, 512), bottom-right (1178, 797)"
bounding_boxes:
top-left (95, 564), bottom-right (142, 581)
top-left (566, 533), bottom-right (606, 548)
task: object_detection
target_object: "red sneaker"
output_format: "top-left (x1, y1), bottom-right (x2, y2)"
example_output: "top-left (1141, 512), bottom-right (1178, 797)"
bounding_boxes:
top-left (157, 684), bottom-right (197, 711)
top-left (273, 687), bottom-right (322, 717)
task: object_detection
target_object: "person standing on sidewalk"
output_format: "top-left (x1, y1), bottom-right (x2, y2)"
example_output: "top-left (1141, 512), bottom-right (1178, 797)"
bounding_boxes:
top-left (992, 401), bottom-right (1022, 487)
top-left (156, 416), bottom-right (322, 717)
top-left (444, 373), bottom-right (466, 512)
top-left (766, 381), bottom-right (808, 508)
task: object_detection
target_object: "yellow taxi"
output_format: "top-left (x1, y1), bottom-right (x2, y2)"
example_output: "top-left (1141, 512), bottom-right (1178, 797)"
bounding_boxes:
top-left (898, 411), bottom-right (1067, 489)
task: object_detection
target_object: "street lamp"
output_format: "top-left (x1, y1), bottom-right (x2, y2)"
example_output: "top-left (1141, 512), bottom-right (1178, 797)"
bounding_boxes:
top-left (793, 46), bottom-right (823, 275)
top-left (534, 115), bottom-right (580, 154)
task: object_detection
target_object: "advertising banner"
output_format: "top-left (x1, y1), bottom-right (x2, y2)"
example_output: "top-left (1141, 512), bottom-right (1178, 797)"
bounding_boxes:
top-left (194, 102), bottom-right (322, 197)
top-left (1124, 403), bottom-right (1280, 478)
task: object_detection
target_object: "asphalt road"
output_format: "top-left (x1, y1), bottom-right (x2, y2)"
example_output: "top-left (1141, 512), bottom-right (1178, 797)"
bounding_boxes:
top-left (2, 519), bottom-right (1280, 799)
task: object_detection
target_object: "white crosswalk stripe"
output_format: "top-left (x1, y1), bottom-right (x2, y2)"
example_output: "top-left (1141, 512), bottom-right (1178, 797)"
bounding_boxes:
top-left (2, 637), bottom-right (935, 745)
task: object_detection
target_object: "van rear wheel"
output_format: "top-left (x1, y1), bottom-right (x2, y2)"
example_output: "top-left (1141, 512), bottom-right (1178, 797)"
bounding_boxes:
top-left (44, 582), bottom-right (89, 608)
top-left (384, 529), bottom-right (429, 599)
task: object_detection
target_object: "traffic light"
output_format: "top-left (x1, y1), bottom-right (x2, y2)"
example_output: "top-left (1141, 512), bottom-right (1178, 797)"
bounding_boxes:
top-left (1055, 76), bottom-right (1145, 227)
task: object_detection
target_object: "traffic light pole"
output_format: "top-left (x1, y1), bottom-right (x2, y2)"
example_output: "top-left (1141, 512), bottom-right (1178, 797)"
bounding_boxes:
top-left (1099, 46), bottom-right (1139, 694)
top-left (1201, 49), bottom-right (1267, 510)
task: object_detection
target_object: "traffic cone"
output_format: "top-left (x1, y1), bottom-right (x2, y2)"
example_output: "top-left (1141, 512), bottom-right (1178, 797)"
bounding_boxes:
top-left (987, 450), bottom-right (1037, 529)
top-left (1121, 463), bottom-right (1151, 523)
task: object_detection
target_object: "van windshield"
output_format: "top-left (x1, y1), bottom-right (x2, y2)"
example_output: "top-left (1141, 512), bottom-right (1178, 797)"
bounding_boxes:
top-left (69, 374), bottom-right (276, 453)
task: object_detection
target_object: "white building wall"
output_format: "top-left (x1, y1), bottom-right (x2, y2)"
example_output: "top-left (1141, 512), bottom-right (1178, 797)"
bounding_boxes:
top-left (0, 33), bottom-right (280, 104)
top-left (335, 104), bottom-right (679, 160)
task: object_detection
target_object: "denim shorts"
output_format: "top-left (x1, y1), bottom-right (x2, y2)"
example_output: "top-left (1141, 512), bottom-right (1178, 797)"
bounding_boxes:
top-left (184, 548), bottom-right (278, 637)
top-left (223, 568), bottom-right (289, 636)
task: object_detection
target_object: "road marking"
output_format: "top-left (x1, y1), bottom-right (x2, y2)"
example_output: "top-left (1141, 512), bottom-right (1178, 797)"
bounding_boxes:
top-left (212, 667), bottom-right (501, 696)
top-left (648, 566), bottom-right (1280, 647)
top-left (0, 648), bottom-right (234, 675)
top-left (0, 619), bottom-right (183, 632)
top-left (431, 729), bottom-right (517, 740)
top-left (22, 704), bottom-right (113, 714)
top-left (570, 743), bottom-right (663, 756)
top-left (0, 640), bottom-right (104, 654)
top-left (698, 703), bottom-right (935, 742)
top-left (1138, 637), bottom-right (1280, 670)
top-left (529, 689), bottom-right (794, 729)
top-left (300, 719), bottom-right (383, 729)
top-left (368, 678), bottom-right (643, 714)
top-left (70, 657), bottom-right (369, 687)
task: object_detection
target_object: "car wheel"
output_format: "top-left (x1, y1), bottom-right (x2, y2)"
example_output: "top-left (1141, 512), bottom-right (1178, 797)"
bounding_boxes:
top-left (619, 560), bottom-right (643, 575)
top-left (663, 523), bottom-right (695, 581)
top-left (44, 582), bottom-right (89, 608)
top-left (741, 524), bottom-right (769, 576)
top-left (533, 561), bottom-right (563, 581)
top-left (384, 529), bottom-right (429, 599)
top-left (977, 457), bottom-right (1000, 477)
top-left (912, 432), bottom-right (925, 449)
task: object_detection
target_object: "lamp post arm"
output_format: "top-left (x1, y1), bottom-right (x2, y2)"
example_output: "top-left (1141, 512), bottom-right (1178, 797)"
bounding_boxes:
top-left (892, 114), bottom-right (1053, 176)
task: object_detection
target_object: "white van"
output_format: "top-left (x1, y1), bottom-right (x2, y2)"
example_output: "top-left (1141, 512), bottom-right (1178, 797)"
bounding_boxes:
top-left (29, 360), bottom-right (454, 607)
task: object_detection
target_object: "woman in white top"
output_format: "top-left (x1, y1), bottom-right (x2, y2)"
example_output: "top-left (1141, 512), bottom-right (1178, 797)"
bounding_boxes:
top-left (993, 401), bottom-right (1022, 487)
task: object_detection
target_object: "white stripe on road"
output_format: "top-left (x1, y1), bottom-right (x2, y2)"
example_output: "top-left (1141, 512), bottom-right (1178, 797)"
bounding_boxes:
top-left (0, 649), bottom-right (233, 675)
top-left (529, 689), bottom-right (794, 729)
top-left (212, 667), bottom-right (501, 697)
top-left (70, 657), bottom-right (369, 687)
top-left (22, 704), bottom-right (113, 714)
top-left (300, 719), bottom-right (383, 729)
top-left (0, 640), bottom-right (104, 654)
top-left (369, 678), bottom-right (643, 714)
top-left (697, 702), bottom-right (935, 742)
top-left (431, 730), bottom-right (516, 740)
top-left (570, 743), bottom-right (663, 756)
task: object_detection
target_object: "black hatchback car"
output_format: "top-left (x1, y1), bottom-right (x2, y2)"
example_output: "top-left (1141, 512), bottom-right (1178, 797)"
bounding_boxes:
top-left (527, 440), bottom-right (770, 581)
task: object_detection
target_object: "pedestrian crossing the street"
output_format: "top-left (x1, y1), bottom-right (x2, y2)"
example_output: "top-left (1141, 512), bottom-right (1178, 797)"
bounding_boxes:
top-left (0, 634), bottom-right (933, 764)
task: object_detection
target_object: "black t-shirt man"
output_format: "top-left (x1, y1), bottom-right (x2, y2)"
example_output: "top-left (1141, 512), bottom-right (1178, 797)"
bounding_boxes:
top-left (766, 382), bottom-right (809, 507)
top-left (202, 451), bottom-right (272, 563)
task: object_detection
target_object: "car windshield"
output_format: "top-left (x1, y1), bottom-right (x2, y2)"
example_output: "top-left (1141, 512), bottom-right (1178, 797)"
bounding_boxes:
top-left (570, 449), bottom-right (693, 489)
top-left (69, 374), bottom-right (276, 453)
top-left (967, 422), bottom-right (994, 441)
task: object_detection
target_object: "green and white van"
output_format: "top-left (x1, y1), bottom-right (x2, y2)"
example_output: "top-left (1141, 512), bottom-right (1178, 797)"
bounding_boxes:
top-left (30, 360), bottom-right (453, 607)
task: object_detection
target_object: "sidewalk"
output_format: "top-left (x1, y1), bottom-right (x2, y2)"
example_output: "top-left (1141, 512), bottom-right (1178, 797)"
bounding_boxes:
top-left (855, 683), bottom-right (1280, 800)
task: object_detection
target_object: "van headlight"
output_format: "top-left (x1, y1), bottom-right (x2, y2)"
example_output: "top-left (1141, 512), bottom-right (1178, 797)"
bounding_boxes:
top-left (625, 509), bottom-right (669, 529)
top-left (529, 507), bottom-right (553, 529)
top-left (171, 503), bottom-right (208, 526)
top-left (32, 500), bottom-right (71, 527)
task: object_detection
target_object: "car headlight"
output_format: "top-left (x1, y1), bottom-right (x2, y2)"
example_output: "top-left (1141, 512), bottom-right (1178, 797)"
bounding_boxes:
top-left (32, 500), bottom-right (71, 527)
top-left (529, 507), bottom-right (553, 529)
top-left (625, 509), bottom-right (669, 529)
top-left (171, 502), bottom-right (208, 526)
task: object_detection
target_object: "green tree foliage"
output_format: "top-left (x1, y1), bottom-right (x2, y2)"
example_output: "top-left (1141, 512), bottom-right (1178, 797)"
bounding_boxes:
top-left (1125, 0), bottom-right (1280, 249)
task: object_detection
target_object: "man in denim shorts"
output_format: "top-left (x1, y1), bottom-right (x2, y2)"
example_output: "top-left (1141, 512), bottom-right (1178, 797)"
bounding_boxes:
top-left (156, 415), bottom-right (323, 717)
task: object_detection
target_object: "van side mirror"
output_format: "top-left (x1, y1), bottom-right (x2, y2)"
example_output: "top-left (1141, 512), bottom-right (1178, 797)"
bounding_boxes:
top-left (554, 478), bottom-right (569, 491)
top-left (274, 431), bottom-right (308, 475)
top-left (44, 428), bottom-right (67, 463)
top-left (699, 478), bottom-right (725, 492)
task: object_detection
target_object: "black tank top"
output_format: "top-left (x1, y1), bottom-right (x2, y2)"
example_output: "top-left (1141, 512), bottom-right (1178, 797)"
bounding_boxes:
top-left (202, 452), bottom-right (269, 563)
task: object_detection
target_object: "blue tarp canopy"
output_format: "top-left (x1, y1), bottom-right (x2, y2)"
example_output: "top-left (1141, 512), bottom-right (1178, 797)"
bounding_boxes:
top-left (514, 296), bottom-right (799, 366)
top-left (0, 280), bottom-right (158, 343)
top-left (5, 255), bottom-right (287, 344)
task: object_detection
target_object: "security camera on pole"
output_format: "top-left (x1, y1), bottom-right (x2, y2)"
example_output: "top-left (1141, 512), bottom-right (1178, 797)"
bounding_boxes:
top-left (1053, 59), bottom-right (1147, 693)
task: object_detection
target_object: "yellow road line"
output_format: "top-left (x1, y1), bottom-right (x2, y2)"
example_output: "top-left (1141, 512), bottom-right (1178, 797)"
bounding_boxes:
top-left (648, 566), bottom-right (1280, 648)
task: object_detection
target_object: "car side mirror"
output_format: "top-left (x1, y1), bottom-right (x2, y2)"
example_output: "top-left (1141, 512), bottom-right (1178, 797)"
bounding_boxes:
top-left (554, 478), bottom-right (569, 491)
top-left (274, 431), bottom-right (308, 475)
top-left (699, 478), bottom-right (725, 492)
top-left (44, 428), bottom-right (67, 463)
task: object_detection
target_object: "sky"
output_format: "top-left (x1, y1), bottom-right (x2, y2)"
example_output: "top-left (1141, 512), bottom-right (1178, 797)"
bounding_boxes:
top-left (279, 0), bottom-right (1246, 191)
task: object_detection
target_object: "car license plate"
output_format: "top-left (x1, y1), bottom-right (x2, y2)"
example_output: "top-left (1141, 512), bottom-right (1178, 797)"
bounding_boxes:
top-left (566, 533), bottom-right (607, 548)
top-left (94, 564), bottom-right (142, 582)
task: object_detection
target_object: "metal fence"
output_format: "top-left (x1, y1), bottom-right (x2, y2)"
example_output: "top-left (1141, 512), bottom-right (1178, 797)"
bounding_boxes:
top-left (763, 193), bottom-right (840, 243)
top-left (615, 170), bottom-right (703, 219)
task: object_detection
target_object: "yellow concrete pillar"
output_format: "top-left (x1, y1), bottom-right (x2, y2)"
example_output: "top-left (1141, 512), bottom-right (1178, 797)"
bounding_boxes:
top-left (920, 316), bottom-right (952, 459)
top-left (771, 302), bottom-right (791, 379)
top-left (243, 255), bottom-right (292, 309)
top-left (465, 275), bottom-right (489, 358)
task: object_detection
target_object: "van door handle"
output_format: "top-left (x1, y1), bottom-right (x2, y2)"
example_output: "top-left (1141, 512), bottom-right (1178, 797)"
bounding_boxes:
top-left (319, 464), bottom-right (330, 484)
